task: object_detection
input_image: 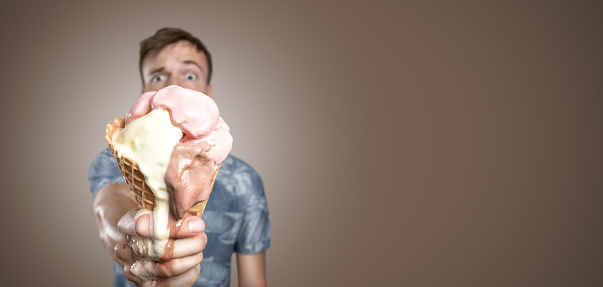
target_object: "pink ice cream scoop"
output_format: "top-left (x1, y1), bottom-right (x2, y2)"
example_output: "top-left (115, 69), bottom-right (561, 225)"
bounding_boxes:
top-left (125, 85), bottom-right (233, 164)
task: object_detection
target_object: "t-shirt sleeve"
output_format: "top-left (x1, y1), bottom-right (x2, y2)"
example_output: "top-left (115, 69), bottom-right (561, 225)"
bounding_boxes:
top-left (88, 147), bottom-right (125, 198)
top-left (235, 170), bottom-right (271, 254)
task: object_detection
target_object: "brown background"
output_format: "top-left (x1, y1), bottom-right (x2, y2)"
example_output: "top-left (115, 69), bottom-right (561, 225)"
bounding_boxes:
top-left (0, 0), bottom-right (602, 286)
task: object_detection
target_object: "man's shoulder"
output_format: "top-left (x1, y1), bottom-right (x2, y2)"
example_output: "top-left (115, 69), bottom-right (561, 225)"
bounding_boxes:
top-left (97, 146), bottom-right (114, 158)
top-left (220, 154), bottom-right (262, 179)
top-left (216, 154), bottom-right (264, 196)
top-left (88, 147), bottom-right (124, 196)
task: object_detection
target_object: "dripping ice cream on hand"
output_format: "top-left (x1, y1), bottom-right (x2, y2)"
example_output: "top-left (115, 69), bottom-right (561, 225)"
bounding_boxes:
top-left (108, 85), bottom-right (233, 257)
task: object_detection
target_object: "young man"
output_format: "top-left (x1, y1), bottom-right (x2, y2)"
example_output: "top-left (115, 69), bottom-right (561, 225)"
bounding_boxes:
top-left (89, 28), bottom-right (270, 287)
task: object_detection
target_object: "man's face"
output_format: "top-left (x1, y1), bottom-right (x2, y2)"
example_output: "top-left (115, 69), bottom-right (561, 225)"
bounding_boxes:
top-left (141, 41), bottom-right (212, 97)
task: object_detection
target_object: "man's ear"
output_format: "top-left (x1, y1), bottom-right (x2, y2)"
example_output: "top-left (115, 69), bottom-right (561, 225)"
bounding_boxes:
top-left (206, 85), bottom-right (213, 98)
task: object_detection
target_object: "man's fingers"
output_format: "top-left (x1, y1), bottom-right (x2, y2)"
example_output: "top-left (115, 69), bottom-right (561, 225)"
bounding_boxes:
top-left (130, 252), bottom-right (204, 279)
top-left (124, 264), bottom-right (143, 287)
top-left (165, 264), bottom-right (201, 287)
top-left (114, 237), bottom-right (133, 265)
top-left (119, 209), bottom-right (153, 238)
top-left (166, 233), bottom-right (207, 259)
top-left (117, 209), bottom-right (138, 236)
top-left (118, 209), bottom-right (205, 286)
top-left (170, 215), bottom-right (205, 239)
top-left (134, 213), bottom-right (205, 239)
top-left (128, 264), bottom-right (201, 287)
top-left (134, 211), bottom-right (153, 237)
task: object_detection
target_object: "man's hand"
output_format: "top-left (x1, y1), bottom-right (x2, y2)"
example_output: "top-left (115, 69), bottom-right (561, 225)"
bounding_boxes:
top-left (93, 183), bottom-right (207, 287)
top-left (114, 209), bottom-right (207, 286)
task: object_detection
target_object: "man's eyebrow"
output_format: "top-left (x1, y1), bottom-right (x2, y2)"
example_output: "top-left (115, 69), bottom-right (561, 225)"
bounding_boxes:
top-left (183, 60), bottom-right (204, 71)
top-left (148, 66), bottom-right (165, 75)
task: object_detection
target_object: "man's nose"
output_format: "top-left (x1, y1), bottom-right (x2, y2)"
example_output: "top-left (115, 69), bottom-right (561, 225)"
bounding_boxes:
top-left (167, 76), bottom-right (181, 87)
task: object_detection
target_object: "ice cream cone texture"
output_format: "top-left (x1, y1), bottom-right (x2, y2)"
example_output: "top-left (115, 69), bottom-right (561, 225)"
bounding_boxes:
top-left (105, 116), bottom-right (221, 218)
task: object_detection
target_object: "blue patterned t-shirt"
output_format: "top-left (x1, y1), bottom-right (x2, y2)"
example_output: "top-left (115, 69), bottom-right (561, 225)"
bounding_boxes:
top-left (89, 148), bottom-right (271, 287)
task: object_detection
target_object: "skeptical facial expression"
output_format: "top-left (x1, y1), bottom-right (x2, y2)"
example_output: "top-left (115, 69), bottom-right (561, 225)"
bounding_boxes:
top-left (141, 41), bottom-right (212, 97)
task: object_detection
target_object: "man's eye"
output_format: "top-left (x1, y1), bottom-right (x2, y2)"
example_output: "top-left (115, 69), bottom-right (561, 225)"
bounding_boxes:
top-left (185, 73), bottom-right (197, 80)
top-left (152, 75), bottom-right (165, 82)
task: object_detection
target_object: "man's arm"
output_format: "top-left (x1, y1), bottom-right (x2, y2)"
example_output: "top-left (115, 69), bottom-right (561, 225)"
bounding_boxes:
top-left (237, 252), bottom-right (267, 287)
top-left (92, 182), bottom-right (137, 265)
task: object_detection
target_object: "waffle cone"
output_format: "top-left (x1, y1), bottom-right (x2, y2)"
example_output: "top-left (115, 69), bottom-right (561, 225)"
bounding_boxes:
top-left (105, 117), bottom-right (220, 218)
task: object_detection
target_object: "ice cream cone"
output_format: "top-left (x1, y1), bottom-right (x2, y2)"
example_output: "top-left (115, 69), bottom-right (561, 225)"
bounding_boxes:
top-left (105, 117), bottom-right (220, 218)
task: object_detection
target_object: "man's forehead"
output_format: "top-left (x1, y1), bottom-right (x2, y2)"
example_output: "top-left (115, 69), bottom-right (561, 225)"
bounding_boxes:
top-left (143, 41), bottom-right (208, 71)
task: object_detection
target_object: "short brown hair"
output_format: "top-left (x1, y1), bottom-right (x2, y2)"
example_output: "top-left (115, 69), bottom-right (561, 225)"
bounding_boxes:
top-left (139, 27), bottom-right (213, 84)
